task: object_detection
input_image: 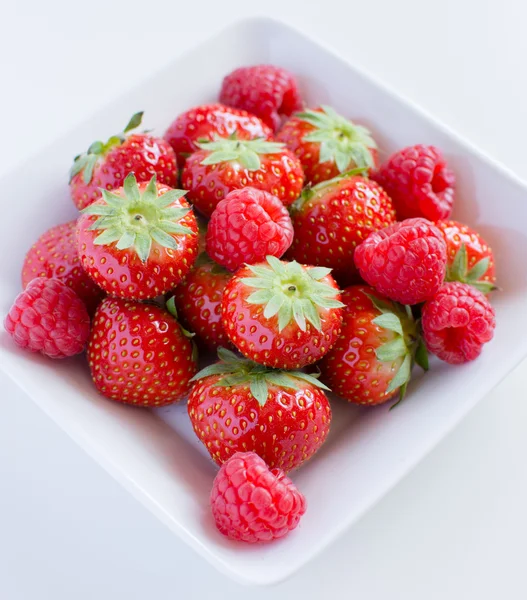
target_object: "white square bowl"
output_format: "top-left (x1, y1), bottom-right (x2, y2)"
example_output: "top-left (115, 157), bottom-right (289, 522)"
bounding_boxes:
top-left (1, 17), bottom-right (527, 587)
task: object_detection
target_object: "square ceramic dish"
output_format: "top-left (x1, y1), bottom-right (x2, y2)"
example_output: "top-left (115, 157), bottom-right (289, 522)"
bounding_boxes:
top-left (1, 17), bottom-right (527, 587)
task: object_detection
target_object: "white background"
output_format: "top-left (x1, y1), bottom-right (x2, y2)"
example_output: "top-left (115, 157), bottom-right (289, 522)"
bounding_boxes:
top-left (1, 1), bottom-right (527, 598)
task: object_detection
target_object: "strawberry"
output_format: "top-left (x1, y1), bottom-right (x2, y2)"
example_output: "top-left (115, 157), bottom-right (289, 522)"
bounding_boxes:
top-left (88, 296), bottom-right (197, 406)
top-left (171, 254), bottom-right (232, 351)
top-left (221, 256), bottom-right (344, 369)
top-left (77, 173), bottom-right (199, 300)
top-left (188, 348), bottom-right (332, 471)
top-left (181, 137), bottom-right (304, 217)
top-left (164, 103), bottom-right (273, 166)
top-left (21, 220), bottom-right (104, 315)
top-left (286, 173), bottom-right (396, 286)
top-left (70, 112), bottom-right (178, 210)
top-left (277, 106), bottom-right (377, 185)
top-left (435, 220), bottom-right (497, 293)
top-left (318, 285), bottom-right (428, 406)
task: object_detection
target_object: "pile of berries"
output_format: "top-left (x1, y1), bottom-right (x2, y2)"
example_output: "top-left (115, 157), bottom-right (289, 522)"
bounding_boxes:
top-left (4, 65), bottom-right (497, 544)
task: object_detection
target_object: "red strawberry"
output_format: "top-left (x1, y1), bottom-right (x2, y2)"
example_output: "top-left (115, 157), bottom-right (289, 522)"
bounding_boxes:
top-left (164, 103), bottom-right (273, 166)
top-left (421, 282), bottom-right (495, 364)
top-left (286, 173), bottom-right (396, 286)
top-left (219, 65), bottom-right (303, 132)
top-left (4, 277), bottom-right (90, 359)
top-left (354, 218), bottom-right (447, 305)
top-left (77, 174), bottom-right (199, 300)
top-left (188, 348), bottom-right (332, 471)
top-left (210, 452), bottom-right (306, 543)
top-left (88, 297), bottom-right (197, 406)
top-left (70, 112), bottom-right (178, 210)
top-left (318, 285), bottom-right (427, 406)
top-left (277, 106), bottom-right (377, 185)
top-left (171, 254), bottom-right (232, 351)
top-left (206, 187), bottom-right (294, 272)
top-left (221, 256), bottom-right (344, 369)
top-left (435, 220), bottom-right (496, 293)
top-left (21, 220), bottom-right (104, 315)
top-left (181, 137), bottom-right (304, 217)
top-left (372, 145), bottom-right (455, 221)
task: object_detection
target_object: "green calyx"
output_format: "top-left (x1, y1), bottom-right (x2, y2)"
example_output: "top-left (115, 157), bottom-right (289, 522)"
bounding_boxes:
top-left (241, 256), bottom-right (344, 333)
top-left (190, 347), bottom-right (329, 407)
top-left (69, 111), bottom-right (144, 184)
top-left (81, 173), bottom-right (193, 263)
top-left (198, 135), bottom-right (285, 171)
top-left (446, 243), bottom-right (497, 293)
top-left (365, 294), bottom-right (428, 408)
top-left (297, 105), bottom-right (377, 173)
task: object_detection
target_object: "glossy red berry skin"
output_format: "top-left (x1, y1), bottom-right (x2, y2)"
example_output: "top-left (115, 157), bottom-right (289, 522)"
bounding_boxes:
top-left (219, 65), bottom-right (303, 132)
top-left (287, 176), bottom-right (396, 286)
top-left (421, 282), bottom-right (495, 364)
top-left (206, 188), bottom-right (294, 271)
top-left (354, 218), bottom-right (447, 305)
top-left (372, 145), bottom-right (455, 221)
top-left (172, 259), bottom-right (232, 351)
top-left (4, 277), bottom-right (90, 358)
top-left (70, 134), bottom-right (178, 210)
top-left (181, 148), bottom-right (304, 218)
top-left (221, 263), bottom-right (343, 369)
top-left (210, 452), bottom-right (306, 543)
top-left (87, 297), bottom-right (197, 406)
top-left (77, 182), bottom-right (199, 300)
top-left (21, 220), bottom-right (104, 315)
top-left (318, 286), bottom-right (404, 406)
top-left (436, 220), bottom-right (496, 286)
top-left (188, 377), bottom-right (331, 471)
top-left (164, 104), bottom-right (273, 166)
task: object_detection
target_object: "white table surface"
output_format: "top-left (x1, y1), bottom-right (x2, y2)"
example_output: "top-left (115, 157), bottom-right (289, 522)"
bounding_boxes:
top-left (2, 1), bottom-right (526, 598)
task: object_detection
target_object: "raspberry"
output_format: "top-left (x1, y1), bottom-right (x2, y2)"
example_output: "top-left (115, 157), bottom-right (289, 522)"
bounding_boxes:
top-left (4, 277), bottom-right (90, 358)
top-left (206, 188), bottom-right (294, 272)
top-left (210, 452), bottom-right (306, 543)
top-left (219, 65), bottom-right (303, 132)
top-left (421, 282), bottom-right (496, 364)
top-left (22, 220), bottom-right (104, 315)
top-left (354, 218), bottom-right (447, 305)
top-left (373, 145), bottom-right (455, 221)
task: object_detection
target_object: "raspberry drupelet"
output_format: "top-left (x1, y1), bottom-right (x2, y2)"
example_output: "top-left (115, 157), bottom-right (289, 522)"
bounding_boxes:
top-left (210, 452), bottom-right (306, 543)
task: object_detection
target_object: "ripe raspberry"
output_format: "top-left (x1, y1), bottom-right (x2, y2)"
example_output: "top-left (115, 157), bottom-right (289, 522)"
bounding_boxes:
top-left (421, 282), bottom-right (496, 364)
top-left (206, 188), bottom-right (294, 272)
top-left (219, 65), bottom-right (303, 132)
top-left (4, 278), bottom-right (90, 358)
top-left (210, 452), bottom-right (306, 543)
top-left (21, 220), bottom-right (104, 315)
top-left (373, 145), bottom-right (455, 221)
top-left (354, 218), bottom-right (447, 305)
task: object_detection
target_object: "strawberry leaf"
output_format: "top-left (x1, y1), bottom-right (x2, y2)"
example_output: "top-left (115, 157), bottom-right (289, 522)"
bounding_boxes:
top-left (414, 338), bottom-right (429, 372)
top-left (466, 257), bottom-right (490, 282)
top-left (386, 353), bottom-right (411, 395)
top-left (250, 376), bottom-right (269, 407)
top-left (372, 313), bottom-right (404, 336)
top-left (375, 337), bottom-right (407, 362)
top-left (297, 105), bottom-right (376, 170)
